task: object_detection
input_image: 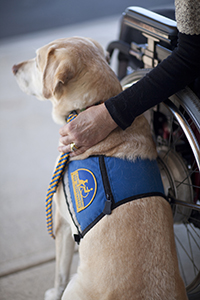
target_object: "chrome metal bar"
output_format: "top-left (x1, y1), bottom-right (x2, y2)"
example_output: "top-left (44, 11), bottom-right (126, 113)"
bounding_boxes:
top-left (164, 99), bottom-right (200, 170)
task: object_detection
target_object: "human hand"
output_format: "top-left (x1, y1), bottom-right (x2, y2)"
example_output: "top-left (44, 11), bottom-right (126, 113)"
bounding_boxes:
top-left (58, 103), bottom-right (118, 156)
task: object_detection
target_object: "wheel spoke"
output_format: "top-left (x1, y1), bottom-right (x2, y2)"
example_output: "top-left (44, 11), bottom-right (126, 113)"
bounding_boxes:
top-left (161, 145), bottom-right (173, 161)
top-left (172, 130), bottom-right (185, 147)
top-left (168, 116), bottom-right (174, 149)
top-left (188, 215), bottom-right (200, 227)
top-left (175, 204), bottom-right (200, 225)
top-left (121, 71), bottom-right (200, 292)
top-left (175, 166), bottom-right (199, 189)
top-left (176, 245), bottom-right (188, 285)
top-left (175, 233), bottom-right (199, 273)
top-left (186, 223), bottom-right (200, 247)
top-left (185, 224), bottom-right (197, 276)
top-left (175, 181), bottom-right (200, 189)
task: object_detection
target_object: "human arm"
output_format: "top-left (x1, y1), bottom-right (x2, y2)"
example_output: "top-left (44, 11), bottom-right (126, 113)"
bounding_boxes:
top-left (59, 0), bottom-right (200, 154)
top-left (105, 33), bottom-right (200, 129)
top-left (105, 0), bottom-right (200, 129)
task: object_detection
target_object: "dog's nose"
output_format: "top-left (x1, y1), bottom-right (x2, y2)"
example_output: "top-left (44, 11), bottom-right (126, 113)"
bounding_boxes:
top-left (12, 64), bottom-right (19, 75)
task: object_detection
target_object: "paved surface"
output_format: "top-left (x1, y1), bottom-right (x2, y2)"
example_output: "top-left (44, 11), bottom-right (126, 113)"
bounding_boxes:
top-left (0, 15), bottom-right (121, 300)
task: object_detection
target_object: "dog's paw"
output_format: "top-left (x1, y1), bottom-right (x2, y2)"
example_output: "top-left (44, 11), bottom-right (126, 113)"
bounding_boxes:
top-left (44, 288), bottom-right (63, 300)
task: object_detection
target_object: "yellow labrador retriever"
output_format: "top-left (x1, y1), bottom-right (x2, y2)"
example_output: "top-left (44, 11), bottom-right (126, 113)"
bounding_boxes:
top-left (12, 37), bottom-right (187, 300)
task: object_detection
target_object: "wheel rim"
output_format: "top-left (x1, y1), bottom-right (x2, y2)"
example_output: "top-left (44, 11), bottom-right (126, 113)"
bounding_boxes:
top-left (157, 148), bottom-right (193, 223)
top-left (151, 98), bottom-right (200, 293)
top-left (121, 71), bottom-right (200, 293)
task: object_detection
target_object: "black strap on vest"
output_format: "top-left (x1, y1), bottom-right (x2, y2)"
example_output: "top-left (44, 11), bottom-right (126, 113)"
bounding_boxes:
top-left (64, 155), bottom-right (169, 244)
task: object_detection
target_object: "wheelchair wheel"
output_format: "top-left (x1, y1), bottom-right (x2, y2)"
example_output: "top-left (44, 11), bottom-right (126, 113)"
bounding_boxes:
top-left (121, 69), bottom-right (200, 298)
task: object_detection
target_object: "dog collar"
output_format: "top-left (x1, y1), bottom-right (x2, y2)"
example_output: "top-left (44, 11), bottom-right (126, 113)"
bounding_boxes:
top-left (79, 100), bottom-right (103, 112)
top-left (65, 101), bottom-right (103, 121)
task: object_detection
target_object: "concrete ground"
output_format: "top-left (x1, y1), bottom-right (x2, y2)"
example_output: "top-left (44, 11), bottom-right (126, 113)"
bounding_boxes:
top-left (0, 15), bottom-right (120, 300)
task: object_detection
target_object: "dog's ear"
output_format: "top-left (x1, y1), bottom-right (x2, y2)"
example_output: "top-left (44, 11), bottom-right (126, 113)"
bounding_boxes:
top-left (42, 47), bottom-right (75, 99)
top-left (53, 63), bottom-right (75, 100)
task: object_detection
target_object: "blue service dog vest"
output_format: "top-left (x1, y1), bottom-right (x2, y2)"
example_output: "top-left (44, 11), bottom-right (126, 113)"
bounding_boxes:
top-left (62, 155), bottom-right (166, 243)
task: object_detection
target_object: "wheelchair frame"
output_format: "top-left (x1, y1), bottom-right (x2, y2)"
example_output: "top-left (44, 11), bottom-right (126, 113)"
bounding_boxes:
top-left (107, 6), bottom-right (200, 299)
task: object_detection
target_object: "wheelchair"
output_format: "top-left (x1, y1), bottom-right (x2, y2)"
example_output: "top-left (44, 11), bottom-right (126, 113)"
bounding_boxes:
top-left (107, 6), bottom-right (200, 300)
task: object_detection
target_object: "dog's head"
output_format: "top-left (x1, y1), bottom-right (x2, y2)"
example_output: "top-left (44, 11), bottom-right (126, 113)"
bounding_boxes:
top-left (13, 37), bottom-right (121, 124)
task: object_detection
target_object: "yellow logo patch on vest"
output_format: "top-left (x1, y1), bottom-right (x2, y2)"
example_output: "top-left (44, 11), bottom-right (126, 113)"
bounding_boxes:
top-left (71, 168), bottom-right (97, 213)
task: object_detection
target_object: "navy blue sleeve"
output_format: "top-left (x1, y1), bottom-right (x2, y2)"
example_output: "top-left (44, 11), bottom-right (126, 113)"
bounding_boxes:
top-left (105, 33), bottom-right (200, 130)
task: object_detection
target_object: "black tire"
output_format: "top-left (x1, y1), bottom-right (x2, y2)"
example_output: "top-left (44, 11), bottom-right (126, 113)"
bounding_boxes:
top-left (121, 69), bottom-right (200, 298)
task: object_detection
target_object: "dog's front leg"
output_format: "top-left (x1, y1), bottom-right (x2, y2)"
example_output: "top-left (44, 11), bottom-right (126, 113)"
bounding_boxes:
top-left (45, 208), bottom-right (75, 300)
top-left (55, 209), bottom-right (75, 299)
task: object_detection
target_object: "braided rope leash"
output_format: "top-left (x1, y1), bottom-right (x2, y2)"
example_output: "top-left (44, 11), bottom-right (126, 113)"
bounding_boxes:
top-left (45, 111), bottom-right (77, 239)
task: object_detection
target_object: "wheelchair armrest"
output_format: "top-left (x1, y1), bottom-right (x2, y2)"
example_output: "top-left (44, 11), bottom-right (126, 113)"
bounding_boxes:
top-left (107, 40), bottom-right (131, 58)
top-left (123, 6), bottom-right (177, 45)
